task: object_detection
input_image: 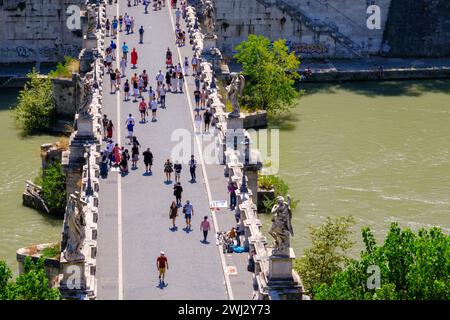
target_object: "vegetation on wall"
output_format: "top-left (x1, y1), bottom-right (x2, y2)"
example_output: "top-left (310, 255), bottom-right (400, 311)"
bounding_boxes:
top-left (41, 161), bottom-right (67, 216)
top-left (258, 174), bottom-right (298, 211)
top-left (12, 69), bottom-right (55, 135)
top-left (48, 56), bottom-right (80, 79)
top-left (234, 34), bottom-right (301, 115)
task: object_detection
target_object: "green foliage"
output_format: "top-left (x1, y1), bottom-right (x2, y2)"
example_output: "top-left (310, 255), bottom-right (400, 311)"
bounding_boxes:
top-left (41, 244), bottom-right (60, 259)
top-left (234, 34), bottom-right (301, 115)
top-left (259, 175), bottom-right (298, 211)
top-left (48, 56), bottom-right (79, 79)
top-left (295, 216), bottom-right (356, 296)
top-left (0, 257), bottom-right (61, 300)
top-left (13, 69), bottom-right (55, 134)
top-left (314, 223), bottom-right (450, 300)
top-left (41, 162), bottom-right (67, 215)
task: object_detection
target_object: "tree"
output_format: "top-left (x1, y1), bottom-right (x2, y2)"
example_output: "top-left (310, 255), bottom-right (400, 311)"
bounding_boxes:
top-left (0, 257), bottom-right (61, 300)
top-left (41, 161), bottom-right (67, 215)
top-left (13, 69), bottom-right (55, 134)
top-left (314, 223), bottom-right (450, 300)
top-left (234, 34), bottom-right (301, 115)
top-left (294, 216), bottom-right (355, 296)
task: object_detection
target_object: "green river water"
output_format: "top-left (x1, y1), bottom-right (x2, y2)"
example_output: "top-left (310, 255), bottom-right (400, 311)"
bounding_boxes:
top-left (260, 80), bottom-right (450, 256)
top-left (0, 88), bottom-right (62, 274)
top-left (1, 80), bottom-right (449, 272)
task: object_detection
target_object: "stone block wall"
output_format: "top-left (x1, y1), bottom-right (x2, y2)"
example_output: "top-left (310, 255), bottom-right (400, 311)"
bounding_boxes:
top-left (382, 0), bottom-right (450, 57)
top-left (214, 0), bottom-right (391, 58)
top-left (0, 0), bottom-right (85, 63)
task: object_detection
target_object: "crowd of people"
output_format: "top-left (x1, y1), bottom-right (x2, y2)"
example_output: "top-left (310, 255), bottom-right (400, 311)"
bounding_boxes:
top-left (100, 0), bottom-right (243, 287)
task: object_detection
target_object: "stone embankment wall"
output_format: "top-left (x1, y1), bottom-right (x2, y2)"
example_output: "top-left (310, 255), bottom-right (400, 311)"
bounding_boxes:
top-left (214, 0), bottom-right (391, 59)
top-left (187, 4), bottom-right (304, 300)
top-left (382, 0), bottom-right (450, 57)
top-left (0, 0), bottom-right (85, 63)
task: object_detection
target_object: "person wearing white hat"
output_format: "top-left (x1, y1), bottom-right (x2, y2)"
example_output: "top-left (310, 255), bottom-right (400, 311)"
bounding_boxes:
top-left (156, 251), bottom-right (169, 284)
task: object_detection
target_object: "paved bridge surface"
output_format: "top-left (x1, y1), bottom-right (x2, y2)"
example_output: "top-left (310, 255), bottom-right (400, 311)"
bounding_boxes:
top-left (96, 0), bottom-right (252, 300)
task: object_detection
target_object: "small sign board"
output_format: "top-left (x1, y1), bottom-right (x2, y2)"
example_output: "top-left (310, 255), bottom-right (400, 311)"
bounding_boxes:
top-left (227, 266), bottom-right (237, 275)
top-left (210, 200), bottom-right (228, 208)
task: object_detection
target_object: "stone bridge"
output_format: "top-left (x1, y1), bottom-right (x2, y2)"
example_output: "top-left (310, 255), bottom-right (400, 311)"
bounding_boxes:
top-left (28, 0), bottom-right (304, 300)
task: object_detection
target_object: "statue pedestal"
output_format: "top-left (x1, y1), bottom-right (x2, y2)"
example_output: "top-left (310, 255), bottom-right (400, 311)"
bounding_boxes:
top-left (83, 34), bottom-right (97, 51)
top-left (203, 35), bottom-right (217, 52)
top-left (227, 114), bottom-right (245, 130)
top-left (76, 114), bottom-right (95, 138)
top-left (59, 259), bottom-right (87, 291)
top-left (268, 247), bottom-right (295, 281)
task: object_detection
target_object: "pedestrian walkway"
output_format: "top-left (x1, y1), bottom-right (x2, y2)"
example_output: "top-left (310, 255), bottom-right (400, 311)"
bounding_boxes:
top-left (96, 0), bottom-right (231, 300)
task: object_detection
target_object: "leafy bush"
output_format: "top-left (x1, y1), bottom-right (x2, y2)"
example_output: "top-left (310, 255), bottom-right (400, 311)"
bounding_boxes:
top-left (13, 69), bottom-right (55, 134)
top-left (41, 244), bottom-right (61, 260)
top-left (48, 56), bottom-right (80, 79)
top-left (258, 175), bottom-right (274, 190)
top-left (294, 216), bottom-right (356, 296)
top-left (0, 257), bottom-right (61, 300)
top-left (234, 35), bottom-right (301, 115)
top-left (41, 162), bottom-right (67, 216)
top-left (315, 224), bottom-right (450, 300)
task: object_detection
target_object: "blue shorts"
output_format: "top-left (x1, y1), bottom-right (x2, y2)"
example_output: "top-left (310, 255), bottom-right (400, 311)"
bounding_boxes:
top-left (184, 214), bottom-right (191, 220)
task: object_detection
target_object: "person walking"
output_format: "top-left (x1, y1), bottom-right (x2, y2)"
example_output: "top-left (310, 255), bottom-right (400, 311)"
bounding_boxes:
top-left (194, 113), bottom-right (202, 133)
top-left (165, 70), bottom-right (171, 91)
top-left (174, 160), bottom-right (182, 183)
top-left (110, 40), bottom-right (117, 59)
top-left (119, 57), bottom-right (127, 77)
top-left (106, 139), bottom-right (115, 166)
top-left (125, 15), bottom-right (131, 34)
top-left (139, 25), bottom-right (145, 44)
top-left (173, 182), bottom-right (183, 207)
top-left (150, 98), bottom-right (158, 122)
top-left (169, 201), bottom-right (178, 229)
top-left (203, 108), bottom-right (212, 133)
top-left (159, 84), bottom-right (166, 108)
top-left (189, 155), bottom-right (197, 182)
top-left (141, 70), bottom-right (149, 91)
top-left (178, 72), bottom-right (184, 93)
top-left (170, 69), bottom-right (177, 93)
top-left (125, 114), bottom-right (135, 144)
top-left (164, 158), bottom-right (173, 182)
top-left (131, 48), bottom-right (138, 69)
top-left (122, 42), bottom-right (129, 61)
top-left (200, 216), bottom-right (211, 243)
top-left (228, 181), bottom-right (238, 210)
top-left (183, 57), bottom-right (189, 76)
top-left (110, 69), bottom-right (117, 94)
top-left (194, 73), bottom-right (201, 91)
top-left (112, 16), bottom-right (118, 38)
top-left (131, 142), bottom-right (140, 169)
top-left (132, 77), bottom-right (139, 102)
top-left (191, 55), bottom-right (198, 75)
top-left (200, 88), bottom-right (207, 109)
top-left (106, 120), bottom-right (114, 140)
top-left (144, 0), bottom-right (149, 13)
top-left (193, 88), bottom-right (201, 110)
top-left (148, 86), bottom-right (156, 101)
top-left (102, 114), bottom-right (109, 138)
top-left (155, 70), bottom-right (164, 87)
top-left (139, 98), bottom-right (148, 123)
top-left (120, 148), bottom-right (130, 175)
top-left (142, 147), bottom-right (153, 174)
top-left (182, 200), bottom-right (194, 230)
top-left (130, 16), bottom-right (135, 34)
top-left (156, 251), bottom-right (169, 285)
top-left (166, 48), bottom-right (173, 68)
top-left (175, 7), bottom-right (181, 24)
top-left (105, 19), bottom-right (111, 37)
top-left (124, 79), bottom-right (130, 101)
top-left (113, 143), bottom-right (121, 166)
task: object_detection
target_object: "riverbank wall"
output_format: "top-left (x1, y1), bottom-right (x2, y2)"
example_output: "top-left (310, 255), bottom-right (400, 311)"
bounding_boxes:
top-left (302, 67), bottom-right (450, 83)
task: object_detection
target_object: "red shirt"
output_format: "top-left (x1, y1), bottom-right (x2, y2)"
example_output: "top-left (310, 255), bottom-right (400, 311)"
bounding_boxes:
top-left (157, 256), bottom-right (167, 268)
top-left (131, 51), bottom-right (138, 65)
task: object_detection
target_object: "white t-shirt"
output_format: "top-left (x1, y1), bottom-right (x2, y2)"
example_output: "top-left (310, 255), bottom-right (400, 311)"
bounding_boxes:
top-left (159, 87), bottom-right (166, 96)
top-left (156, 73), bottom-right (164, 82)
top-left (126, 116), bottom-right (135, 126)
top-left (150, 100), bottom-right (158, 110)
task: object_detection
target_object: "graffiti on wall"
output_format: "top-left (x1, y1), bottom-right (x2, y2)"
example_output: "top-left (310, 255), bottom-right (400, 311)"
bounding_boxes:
top-left (0, 45), bottom-right (81, 62)
top-left (289, 42), bottom-right (329, 55)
